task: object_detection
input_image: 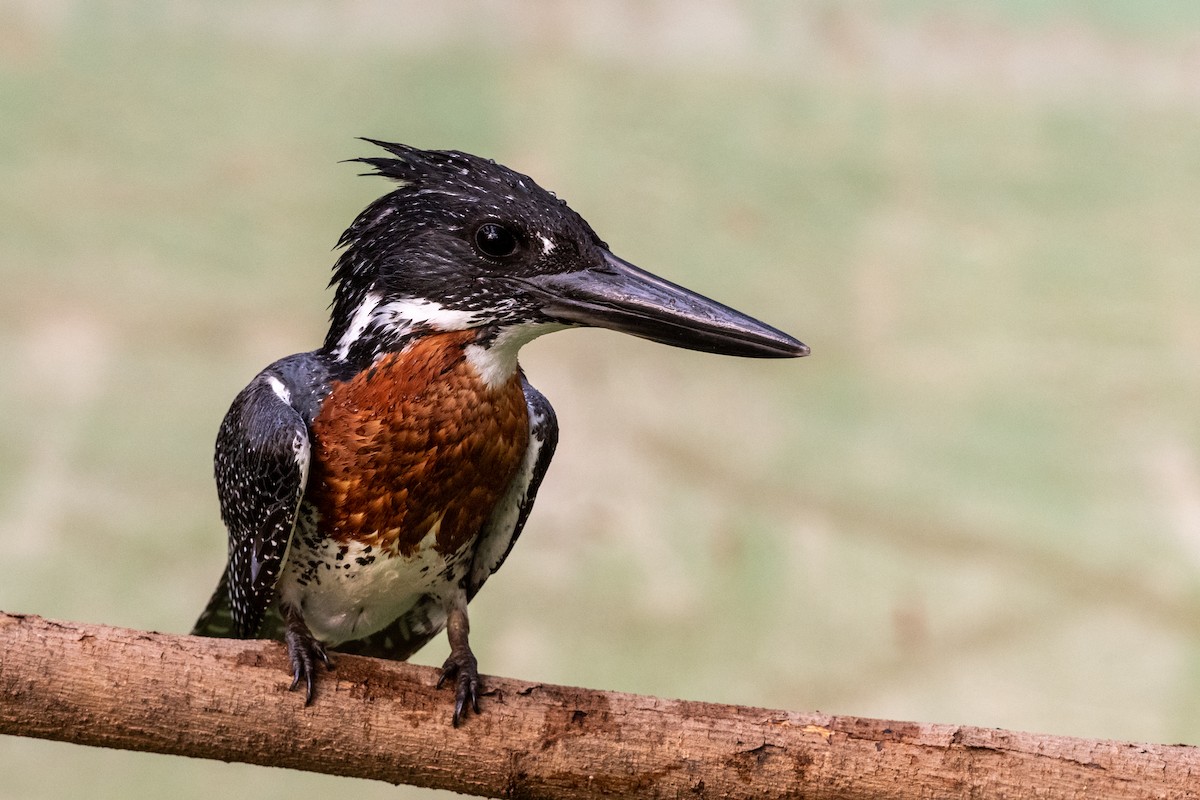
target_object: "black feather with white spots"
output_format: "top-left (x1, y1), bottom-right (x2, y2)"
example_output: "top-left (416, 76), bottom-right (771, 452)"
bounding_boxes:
top-left (198, 354), bottom-right (332, 639)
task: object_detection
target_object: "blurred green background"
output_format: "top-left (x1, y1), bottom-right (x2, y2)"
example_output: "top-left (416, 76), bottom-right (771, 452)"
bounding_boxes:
top-left (3, 0), bottom-right (1200, 796)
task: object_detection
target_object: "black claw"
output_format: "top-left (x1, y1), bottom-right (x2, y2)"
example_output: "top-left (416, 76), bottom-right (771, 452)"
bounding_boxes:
top-left (440, 648), bottom-right (481, 727)
top-left (453, 695), bottom-right (467, 727)
top-left (284, 619), bottom-right (333, 706)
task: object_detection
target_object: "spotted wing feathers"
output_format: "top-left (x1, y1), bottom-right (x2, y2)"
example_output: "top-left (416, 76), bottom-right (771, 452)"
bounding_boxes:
top-left (202, 373), bottom-right (311, 638)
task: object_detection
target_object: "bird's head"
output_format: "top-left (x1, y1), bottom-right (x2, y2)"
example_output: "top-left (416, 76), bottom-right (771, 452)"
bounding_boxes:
top-left (323, 140), bottom-right (808, 370)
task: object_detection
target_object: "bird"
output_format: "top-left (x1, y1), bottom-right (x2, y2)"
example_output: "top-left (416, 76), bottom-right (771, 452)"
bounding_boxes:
top-left (192, 140), bottom-right (808, 725)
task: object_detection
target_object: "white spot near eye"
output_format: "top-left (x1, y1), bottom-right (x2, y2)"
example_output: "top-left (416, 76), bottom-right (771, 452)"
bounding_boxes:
top-left (539, 234), bottom-right (555, 255)
top-left (266, 375), bottom-right (291, 405)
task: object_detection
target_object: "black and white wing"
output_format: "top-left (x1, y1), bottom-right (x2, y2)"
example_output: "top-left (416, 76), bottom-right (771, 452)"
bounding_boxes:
top-left (335, 377), bottom-right (558, 661)
top-left (465, 377), bottom-right (559, 600)
top-left (194, 370), bottom-right (311, 639)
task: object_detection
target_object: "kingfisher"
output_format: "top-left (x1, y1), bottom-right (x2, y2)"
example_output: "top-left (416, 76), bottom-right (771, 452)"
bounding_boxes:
top-left (192, 140), bottom-right (808, 724)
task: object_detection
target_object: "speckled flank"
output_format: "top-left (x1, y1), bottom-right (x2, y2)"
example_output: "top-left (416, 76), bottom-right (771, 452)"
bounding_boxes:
top-left (307, 330), bottom-right (530, 558)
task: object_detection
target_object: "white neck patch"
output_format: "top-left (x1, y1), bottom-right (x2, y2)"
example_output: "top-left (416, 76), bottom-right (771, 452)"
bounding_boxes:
top-left (374, 298), bottom-right (479, 333)
top-left (333, 292), bottom-right (481, 362)
top-left (333, 290), bottom-right (383, 361)
top-left (465, 322), bottom-right (567, 389)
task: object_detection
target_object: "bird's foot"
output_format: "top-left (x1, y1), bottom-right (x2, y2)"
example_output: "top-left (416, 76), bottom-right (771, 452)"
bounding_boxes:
top-left (437, 646), bottom-right (481, 726)
top-left (283, 612), bottom-right (334, 705)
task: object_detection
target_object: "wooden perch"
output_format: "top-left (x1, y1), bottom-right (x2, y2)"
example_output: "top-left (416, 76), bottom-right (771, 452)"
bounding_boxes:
top-left (0, 611), bottom-right (1195, 799)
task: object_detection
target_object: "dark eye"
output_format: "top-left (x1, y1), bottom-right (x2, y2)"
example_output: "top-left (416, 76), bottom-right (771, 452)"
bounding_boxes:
top-left (473, 222), bottom-right (519, 259)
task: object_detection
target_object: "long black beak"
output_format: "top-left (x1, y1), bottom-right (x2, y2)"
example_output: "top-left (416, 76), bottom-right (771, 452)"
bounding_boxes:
top-left (524, 251), bottom-right (808, 358)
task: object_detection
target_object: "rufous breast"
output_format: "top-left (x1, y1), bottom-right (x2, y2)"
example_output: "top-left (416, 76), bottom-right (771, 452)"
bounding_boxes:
top-left (308, 330), bottom-right (530, 558)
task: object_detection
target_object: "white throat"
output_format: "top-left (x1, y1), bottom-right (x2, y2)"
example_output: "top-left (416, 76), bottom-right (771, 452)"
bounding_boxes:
top-left (465, 323), bottom-right (567, 389)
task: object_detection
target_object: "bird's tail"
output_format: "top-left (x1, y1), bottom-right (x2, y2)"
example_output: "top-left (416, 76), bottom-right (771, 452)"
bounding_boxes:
top-left (191, 569), bottom-right (287, 639)
top-left (191, 570), bottom-right (237, 637)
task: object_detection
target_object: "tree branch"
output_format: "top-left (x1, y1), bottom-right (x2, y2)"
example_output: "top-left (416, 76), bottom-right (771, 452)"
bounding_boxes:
top-left (0, 611), bottom-right (1195, 798)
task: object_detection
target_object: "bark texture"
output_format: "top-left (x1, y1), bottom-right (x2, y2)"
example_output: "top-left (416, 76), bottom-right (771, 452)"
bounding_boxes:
top-left (0, 611), bottom-right (1196, 798)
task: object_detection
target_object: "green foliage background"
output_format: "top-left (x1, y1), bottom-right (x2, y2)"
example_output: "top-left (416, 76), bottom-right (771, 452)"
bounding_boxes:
top-left (2, 2), bottom-right (1200, 796)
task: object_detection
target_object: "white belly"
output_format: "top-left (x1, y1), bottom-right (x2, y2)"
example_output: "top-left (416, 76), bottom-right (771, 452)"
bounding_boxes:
top-left (277, 513), bottom-right (468, 646)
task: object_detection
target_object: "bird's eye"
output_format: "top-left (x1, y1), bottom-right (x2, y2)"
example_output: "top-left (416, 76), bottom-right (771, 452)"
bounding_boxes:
top-left (473, 222), bottom-right (519, 259)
